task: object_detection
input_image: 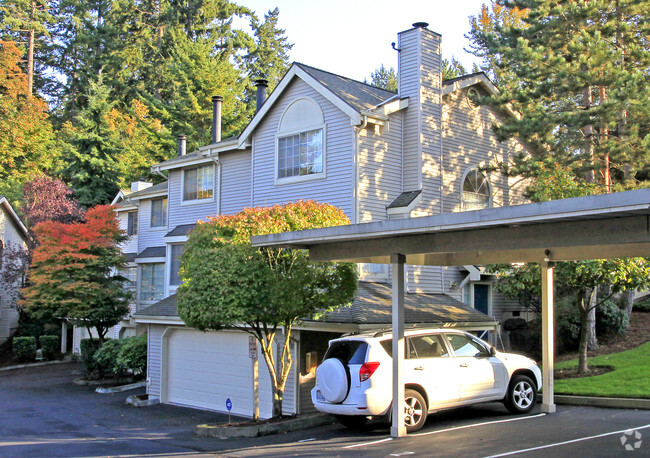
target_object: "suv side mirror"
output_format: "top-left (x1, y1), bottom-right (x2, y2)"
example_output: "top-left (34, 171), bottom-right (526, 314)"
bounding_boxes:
top-left (489, 346), bottom-right (497, 357)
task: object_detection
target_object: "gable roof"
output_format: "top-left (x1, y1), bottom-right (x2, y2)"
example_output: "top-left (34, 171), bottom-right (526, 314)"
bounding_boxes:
top-left (0, 196), bottom-right (29, 240)
top-left (126, 181), bottom-right (168, 201)
top-left (238, 63), bottom-right (395, 146)
top-left (296, 63), bottom-right (396, 113)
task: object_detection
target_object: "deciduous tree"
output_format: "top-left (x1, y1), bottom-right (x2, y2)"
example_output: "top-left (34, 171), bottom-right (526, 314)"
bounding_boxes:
top-left (21, 204), bottom-right (130, 342)
top-left (177, 201), bottom-right (358, 417)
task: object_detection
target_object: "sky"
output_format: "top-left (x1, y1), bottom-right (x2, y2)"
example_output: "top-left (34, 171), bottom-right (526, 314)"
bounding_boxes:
top-left (235, 0), bottom-right (488, 82)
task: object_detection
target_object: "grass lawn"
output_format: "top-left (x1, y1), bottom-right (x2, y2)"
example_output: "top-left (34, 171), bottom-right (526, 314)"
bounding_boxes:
top-left (553, 341), bottom-right (650, 398)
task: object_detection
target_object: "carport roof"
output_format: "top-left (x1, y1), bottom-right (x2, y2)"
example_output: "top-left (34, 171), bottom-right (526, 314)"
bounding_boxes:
top-left (251, 189), bottom-right (650, 265)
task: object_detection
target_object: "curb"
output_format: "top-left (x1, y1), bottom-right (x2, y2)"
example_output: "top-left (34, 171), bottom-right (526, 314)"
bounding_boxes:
top-left (196, 413), bottom-right (335, 438)
top-left (554, 395), bottom-right (650, 410)
top-left (0, 359), bottom-right (74, 372)
top-left (74, 376), bottom-right (136, 386)
top-left (96, 381), bottom-right (147, 394)
top-left (126, 394), bottom-right (160, 407)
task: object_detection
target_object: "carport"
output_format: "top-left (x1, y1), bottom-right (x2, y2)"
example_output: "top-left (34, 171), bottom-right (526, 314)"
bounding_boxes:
top-left (251, 189), bottom-right (650, 438)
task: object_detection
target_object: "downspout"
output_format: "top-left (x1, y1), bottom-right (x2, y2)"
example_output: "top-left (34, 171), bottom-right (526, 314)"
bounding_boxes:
top-left (353, 114), bottom-right (369, 224)
top-left (209, 153), bottom-right (221, 214)
top-left (153, 166), bottom-right (167, 180)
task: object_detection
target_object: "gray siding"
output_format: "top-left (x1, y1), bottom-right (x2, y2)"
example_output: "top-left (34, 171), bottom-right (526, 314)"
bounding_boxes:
top-left (167, 168), bottom-right (218, 229)
top-left (0, 210), bottom-right (26, 342)
top-left (147, 324), bottom-right (165, 398)
top-left (398, 28), bottom-right (421, 192)
top-left (357, 115), bottom-right (403, 222)
top-left (220, 150), bottom-right (252, 215)
top-left (251, 78), bottom-right (354, 219)
top-left (137, 198), bottom-right (168, 253)
top-left (441, 89), bottom-right (528, 214)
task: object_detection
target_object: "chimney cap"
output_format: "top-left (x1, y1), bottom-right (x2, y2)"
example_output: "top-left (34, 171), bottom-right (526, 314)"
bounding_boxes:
top-left (412, 22), bottom-right (429, 29)
top-left (212, 95), bottom-right (223, 102)
top-left (254, 78), bottom-right (269, 87)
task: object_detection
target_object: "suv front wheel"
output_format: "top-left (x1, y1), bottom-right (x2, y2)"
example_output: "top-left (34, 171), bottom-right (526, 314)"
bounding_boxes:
top-left (505, 374), bottom-right (536, 413)
top-left (404, 389), bottom-right (428, 432)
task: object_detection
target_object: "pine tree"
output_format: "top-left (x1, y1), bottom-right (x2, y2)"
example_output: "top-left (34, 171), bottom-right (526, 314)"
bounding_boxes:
top-left (61, 76), bottom-right (121, 208)
top-left (476, 0), bottom-right (650, 188)
top-left (465, 0), bottom-right (528, 84)
top-left (245, 7), bottom-right (293, 89)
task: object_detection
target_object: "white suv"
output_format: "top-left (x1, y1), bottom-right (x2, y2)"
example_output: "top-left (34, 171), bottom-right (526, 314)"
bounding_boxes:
top-left (312, 328), bottom-right (542, 432)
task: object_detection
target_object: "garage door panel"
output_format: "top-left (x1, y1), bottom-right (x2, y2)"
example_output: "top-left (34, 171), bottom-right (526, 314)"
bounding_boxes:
top-left (167, 330), bottom-right (254, 416)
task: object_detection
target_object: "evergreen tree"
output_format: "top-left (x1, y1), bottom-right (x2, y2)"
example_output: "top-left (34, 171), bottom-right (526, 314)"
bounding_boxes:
top-left (442, 57), bottom-right (468, 80)
top-left (61, 76), bottom-right (120, 208)
top-left (474, 0), bottom-right (650, 188)
top-left (367, 64), bottom-right (397, 91)
top-left (245, 7), bottom-right (292, 91)
top-left (465, 0), bottom-right (528, 84)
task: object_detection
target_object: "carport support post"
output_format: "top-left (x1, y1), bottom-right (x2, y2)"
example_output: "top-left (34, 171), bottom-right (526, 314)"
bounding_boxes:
top-left (60, 321), bottom-right (67, 354)
top-left (391, 253), bottom-right (407, 438)
top-left (541, 261), bottom-right (556, 413)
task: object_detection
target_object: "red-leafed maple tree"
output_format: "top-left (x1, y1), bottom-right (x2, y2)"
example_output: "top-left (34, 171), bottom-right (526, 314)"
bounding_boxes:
top-left (21, 205), bottom-right (130, 342)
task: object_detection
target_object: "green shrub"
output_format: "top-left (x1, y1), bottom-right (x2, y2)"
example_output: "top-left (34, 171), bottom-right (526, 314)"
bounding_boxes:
top-left (13, 336), bottom-right (37, 362)
top-left (92, 339), bottom-right (121, 378)
top-left (80, 338), bottom-right (102, 378)
top-left (597, 299), bottom-right (628, 337)
top-left (115, 334), bottom-right (147, 378)
top-left (555, 297), bottom-right (581, 351)
top-left (39, 335), bottom-right (59, 361)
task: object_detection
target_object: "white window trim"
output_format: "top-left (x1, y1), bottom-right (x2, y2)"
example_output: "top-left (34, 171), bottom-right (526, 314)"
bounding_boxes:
top-left (139, 262), bottom-right (166, 303)
top-left (180, 164), bottom-right (216, 205)
top-left (274, 124), bottom-right (327, 185)
top-left (166, 243), bottom-right (185, 294)
top-left (150, 198), bottom-right (168, 230)
top-left (460, 166), bottom-right (492, 211)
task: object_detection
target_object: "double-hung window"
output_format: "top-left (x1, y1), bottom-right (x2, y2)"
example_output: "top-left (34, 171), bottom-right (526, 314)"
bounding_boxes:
top-left (277, 129), bottom-right (323, 179)
top-left (151, 198), bottom-right (167, 227)
top-left (276, 98), bottom-right (325, 183)
top-left (140, 263), bottom-right (164, 301)
top-left (169, 244), bottom-right (185, 287)
top-left (127, 211), bottom-right (138, 235)
top-left (183, 165), bottom-right (214, 201)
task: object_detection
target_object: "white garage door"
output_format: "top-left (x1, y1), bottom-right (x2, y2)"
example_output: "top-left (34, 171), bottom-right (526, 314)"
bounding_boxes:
top-left (166, 330), bottom-right (256, 416)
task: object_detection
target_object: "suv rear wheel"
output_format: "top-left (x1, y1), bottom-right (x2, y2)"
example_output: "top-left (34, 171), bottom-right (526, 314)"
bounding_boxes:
top-left (404, 389), bottom-right (427, 432)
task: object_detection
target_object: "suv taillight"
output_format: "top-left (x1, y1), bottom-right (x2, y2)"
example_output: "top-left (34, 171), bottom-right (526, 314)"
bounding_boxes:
top-left (359, 362), bottom-right (380, 382)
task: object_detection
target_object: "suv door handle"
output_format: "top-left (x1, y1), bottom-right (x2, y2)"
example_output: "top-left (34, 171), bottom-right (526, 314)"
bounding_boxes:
top-left (414, 366), bottom-right (424, 371)
top-left (459, 363), bottom-right (469, 367)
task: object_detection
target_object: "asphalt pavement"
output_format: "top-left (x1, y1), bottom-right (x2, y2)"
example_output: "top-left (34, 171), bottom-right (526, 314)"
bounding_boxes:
top-left (1, 362), bottom-right (648, 457)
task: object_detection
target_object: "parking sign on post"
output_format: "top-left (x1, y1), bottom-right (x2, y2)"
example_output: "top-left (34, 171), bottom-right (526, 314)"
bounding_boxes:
top-left (249, 336), bottom-right (257, 359)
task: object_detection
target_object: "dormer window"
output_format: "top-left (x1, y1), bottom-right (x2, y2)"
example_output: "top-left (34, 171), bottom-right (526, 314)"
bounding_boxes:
top-left (276, 98), bottom-right (325, 183)
top-left (461, 168), bottom-right (491, 211)
top-left (183, 164), bottom-right (214, 201)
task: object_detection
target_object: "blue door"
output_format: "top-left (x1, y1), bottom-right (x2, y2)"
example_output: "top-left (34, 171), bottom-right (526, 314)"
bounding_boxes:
top-left (474, 284), bottom-right (489, 316)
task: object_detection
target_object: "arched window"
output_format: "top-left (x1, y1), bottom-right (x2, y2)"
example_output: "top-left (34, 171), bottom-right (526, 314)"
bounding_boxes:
top-left (461, 168), bottom-right (491, 211)
top-left (276, 98), bottom-right (325, 183)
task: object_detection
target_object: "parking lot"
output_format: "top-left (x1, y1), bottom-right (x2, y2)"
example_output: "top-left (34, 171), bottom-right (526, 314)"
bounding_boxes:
top-left (1, 363), bottom-right (647, 457)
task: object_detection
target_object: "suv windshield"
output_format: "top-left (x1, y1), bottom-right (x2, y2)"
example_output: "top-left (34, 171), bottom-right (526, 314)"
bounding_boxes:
top-left (324, 341), bottom-right (368, 364)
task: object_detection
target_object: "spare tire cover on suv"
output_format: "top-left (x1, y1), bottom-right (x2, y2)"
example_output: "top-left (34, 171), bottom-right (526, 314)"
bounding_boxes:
top-left (317, 358), bottom-right (348, 403)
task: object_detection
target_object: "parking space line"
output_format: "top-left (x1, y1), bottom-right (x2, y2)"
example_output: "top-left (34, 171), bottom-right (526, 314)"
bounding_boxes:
top-left (342, 413), bottom-right (546, 449)
top-left (486, 422), bottom-right (650, 457)
top-left (343, 437), bottom-right (394, 449)
top-left (411, 413), bottom-right (547, 437)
